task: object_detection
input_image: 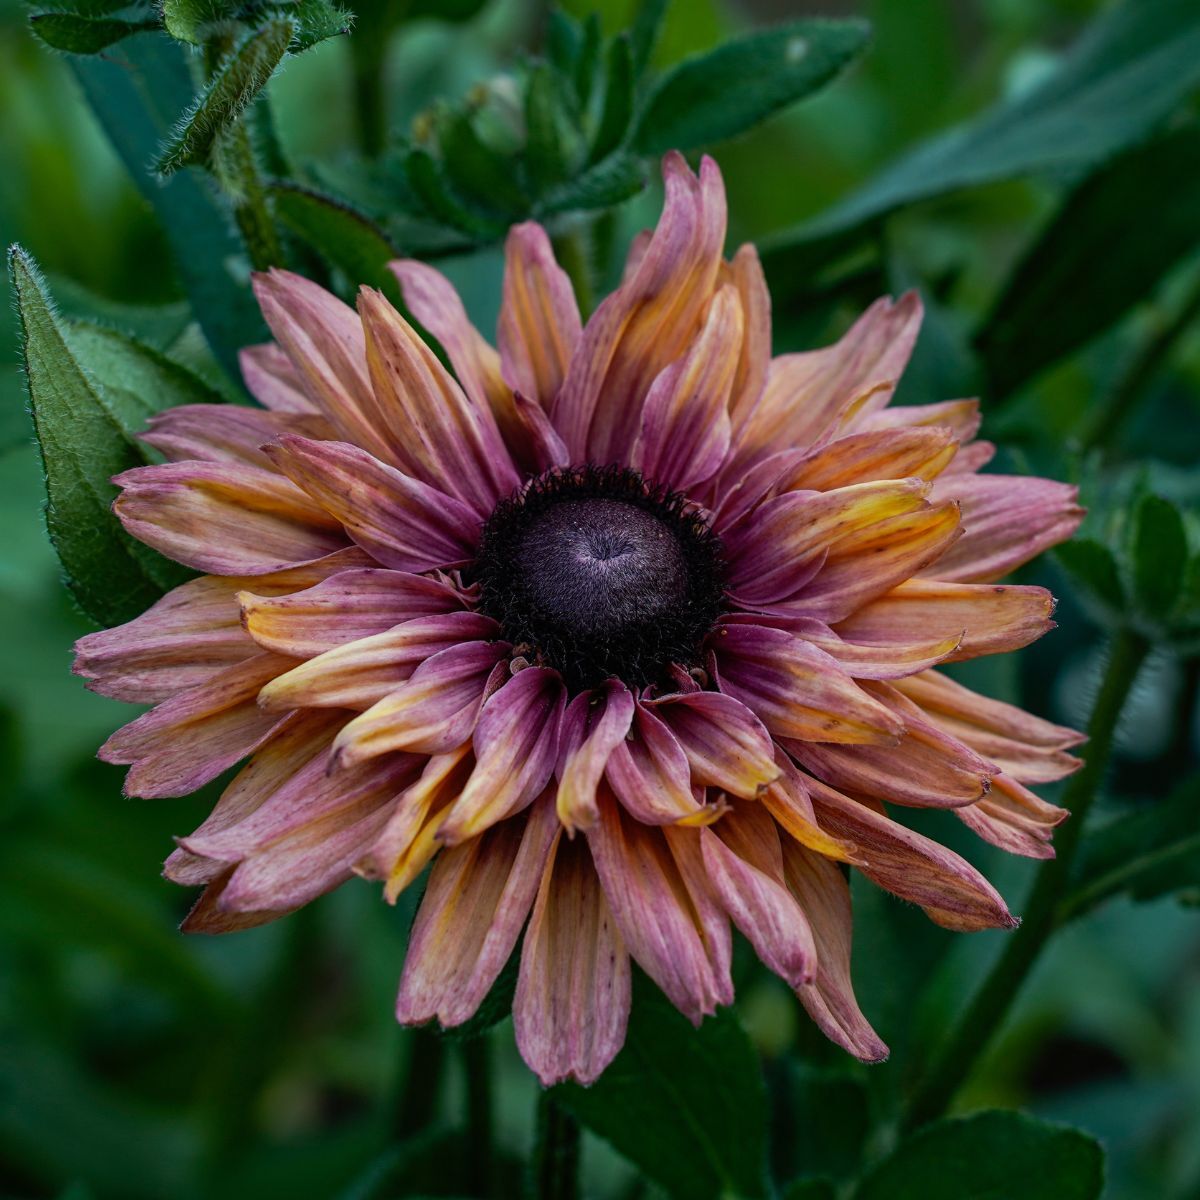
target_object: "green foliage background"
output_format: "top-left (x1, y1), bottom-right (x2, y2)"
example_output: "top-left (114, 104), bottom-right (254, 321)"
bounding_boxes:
top-left (1, 0), bottom-right (1199, 1197)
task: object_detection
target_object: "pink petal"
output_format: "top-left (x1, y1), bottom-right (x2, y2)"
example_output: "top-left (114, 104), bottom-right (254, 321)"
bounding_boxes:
top-left (358, 287), bottom-right (519, 512)
top-left (632, 284), bottom-right (741, 491)
top-left (605, 700), bottom-right (711, 825)
top-left (252, 270), bottom-right (394, 460)
top-left (711, 622), bottom-right (906, 745)
top-left (498, 222), bottom-right (583, 408)
top-left (926, 474), bottom-right (1084, 582)
top-left (804, 772), bottom-right (1016, 931)
top-left (140, 404), bottom-right (333, 469)
top-left (266, 435), bottom-right (480, 571)
top-left (556, 679), bottom-right (635, 833)
top-left (239, 567), bottom-right (466, 658)
top-left (181, 868), bottom-right (295, 934)
top-left (398, 796), bottom-right (560, 1028)
top-left (781, 841), bottom-right (888, 1062)
top-left (113, 460), bottom-right (347, 576)
top-left (331, 641), bottom-right (510, 764)
top-left (780, 427), bottom-right (958, 493)
top-left (587, 796), bottom-right (729, 1023)
top-left (239, 341), bottom-right (320, 414)
top-left (553, 153), bottom-right (727, 462)
top-left (438, 667), bottom-right (566, 844)
top-left (761, 746), bottom-right (860, 862)
top-left (99, 653), bottom-right (297, 798)
top-left (701, 803), bottom-right (816, 989)
top-left (832, 578), bottom-right (1057, 662)
top-left (955, 773), bottom-right (1068, 859)
top-left (515, 824), bottom-right (631, 1085)
top-left (647, 689), bottom-right (779, 799)
top-left (258, 611), bottom-right (500, 711)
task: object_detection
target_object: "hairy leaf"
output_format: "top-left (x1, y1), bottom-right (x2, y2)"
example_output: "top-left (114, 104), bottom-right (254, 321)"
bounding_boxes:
top-left (633, 18), bottom-right (869, 155)
top-left (28, 11), bottom-right (158, 53)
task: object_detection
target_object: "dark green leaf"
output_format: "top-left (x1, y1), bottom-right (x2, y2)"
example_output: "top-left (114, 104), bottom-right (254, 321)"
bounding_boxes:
top-left (633, 18), bottom-right (869, 155)
top-left (541, 152), bottom-right (647, 215)
top-left (783, 1182), bottom-right (836, 1200)
top-left (270, 181), bottom-right (400, 293)
top-left (286, 0), bottom-right (350, 51)
top-left (1055, 538), bottom-right (1127, 612)
top-left (573, 12), bottom-right (602, 110)
top-left (545, 9), bottom-right (582, 80)
top-left (555, 974), bottom-right (769, 1200)
top-left (64, 322), bottom-right (228, 437)
top-left (776, 1066), bottom-right (868, 1184)
top-left (857, 1110), bottom-right (1104, 1200)
top-left (591, 34), bottom-right (634, 163)
top-left (438, 111), bottom-right (530, 218)
top-left (155, 17), bottom-right (296, 176)
top-left (1130, 493), bottom-right (1189, 619)
top-left (403, 148), bottom-right (504, 239)
top-left (1066, 774), bottom-right (1200, 916)
top-left (629, 0), bottom-right (668, 78)
top-left (764, 0), bottom-right (1200, 296)
top-left (160, 0), bottom-right (225, 43)
top-left (9, 246), bottom-right (176, 627)
top-left (71, 36), bottom-right (267, 378)
top-left (980, 125), bottom-right (1200, 394)
top-left (525, 62), bottom-right (582, 191)
top-left (28, 11), bottom-right (159, 53)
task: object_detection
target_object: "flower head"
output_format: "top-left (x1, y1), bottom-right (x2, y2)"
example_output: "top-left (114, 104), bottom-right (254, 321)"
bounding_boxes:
top-left (75, 153), bottom-right (1084, 1084)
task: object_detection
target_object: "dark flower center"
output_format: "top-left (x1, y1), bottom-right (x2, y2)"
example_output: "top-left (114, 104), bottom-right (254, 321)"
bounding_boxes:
top-left (474, 466), bottom-right (725, 690)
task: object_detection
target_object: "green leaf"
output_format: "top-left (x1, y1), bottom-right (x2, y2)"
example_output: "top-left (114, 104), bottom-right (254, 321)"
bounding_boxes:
top-left (764, 0), bottom-right (1200, 296)
top-left (64, 322), bottom-right (228, 437)
top-left (632, 18), bottom-right (869, 155)
top-left (1130, 492), bottom-right (1189, 620)
top-left (9, 246), bottom-right (177, 627)
top-left (403, 147), bottom-right (504, 240)
top-left (573, 12), bottom-right (603, 110)
top-left (155, 17), bottom-right (297, 176)
top-left (629, 0), bottom-right (668, 78)
top-left (160, 0), bottom-right (225, 43)
top-left (438, 111), bottom-right (530, 219)
top-left (286, 0), bottom-right (351, 51)
top-left (28, 10), bottom-right (159, 53)
top-left (270, 181), bottom-right (400, 293)
top-left (555, 974), bottom-right (769, 1200)
top-left (856, 1111), bottom-right (1104, 1200)
top-left (1054, 538), bottom-right (1127, 612)
top-left (777, 1067), bottom-right (869, 1185)
top-left (591, 34), bottom-right (634, 163)
top-left (70, 36), bottom-right (268, 378)
top-left (980, 125), bottom-right (1200, 395)
top-left (541, 152), bottom-right (648, 215)
top-left (1065, 774), bottom-right (1200, 916)
top-left (525, 62), bottom-right (582, 192)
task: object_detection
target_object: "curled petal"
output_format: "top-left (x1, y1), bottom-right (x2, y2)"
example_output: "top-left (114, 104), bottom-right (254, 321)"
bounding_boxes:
top-left (955, 774), bottom-right (1068, 859)
top-left (723, 242), bottom-right (772, 433)
top-left (711, 622), bottom-right (905, 745)
top-left (927, 474), bottom-right (1084, 582)
top-left (259, 611), bottom-right (500, 711)
top-left (100, 653), bottom-right (298, 798)
top-left (804, 773), bottom-right (1016, 931)
top-left (556, 679), bottom-right (635, 833)
top-left (398, 796), bottom-right (560, 1028)
top-left (358, 287), bottom-right (519, 512)
top-left (761, 749), bottom-right (858, 862)
top-left (113, 460), bottom-right (347, 576)
top-left (332, 641), bottom-right (509, 765)
top-left (780, 427), bottom-right (958, 493)
top-left (850, 397), bottom-right (981, 441)
top-left (515, 826), bottom-right (631, 1085)
top-left (181, 868), bottom-right (295, 934)
top-left (633, 284), bottom-right (742, 491)
top-left (605, 700), bottom-right (712, 825)
top-left (553, 153), bottom-right (727, 462)
top-left (439, 667), bottom-right (566, 844)
top-left (498, 223), bottom-right (583, 407)
top-left (240, 568), bottom-right (466, 659)
top-left (588, 796), bottom-right (730, 1023)
top-left (893, 670), bottom-right (1083, 784)
top-left (725, 478), bottom-right (931, 606)
top-left (833, 578), bottom-right (1056, 663)
top-left (648, 689), bottom-right (778, 799)
top-left (701, 804), bottom-right (816, 989)
top-left (267, 435), bottom-right (480, 571)
top-left (781, 842), bottom-right (888, 1062)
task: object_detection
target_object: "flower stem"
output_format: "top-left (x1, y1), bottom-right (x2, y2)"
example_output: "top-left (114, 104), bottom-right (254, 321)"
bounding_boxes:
top-left (393, 1025), bottom-right (446, 1138)
top-left (463, 1036), bottom-right (494, 1193)
top-left (534, 1093), bottom-right (581, 1200)
top-left (552, 227), bottom-right (595, 319)
top-left (902, 627), bottom-right (1150, 1132)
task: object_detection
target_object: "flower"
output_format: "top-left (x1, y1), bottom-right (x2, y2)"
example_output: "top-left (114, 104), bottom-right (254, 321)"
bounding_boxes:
top-left (75, 152), bottom-right (1085, 1085)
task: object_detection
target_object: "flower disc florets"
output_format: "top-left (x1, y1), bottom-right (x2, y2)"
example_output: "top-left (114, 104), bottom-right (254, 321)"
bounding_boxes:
top-left (474, 465), bottom-right (725, 690)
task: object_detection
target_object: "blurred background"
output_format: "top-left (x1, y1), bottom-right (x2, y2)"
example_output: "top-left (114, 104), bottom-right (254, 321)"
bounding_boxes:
top-left (2, 1), bottom-right (1199, 1197)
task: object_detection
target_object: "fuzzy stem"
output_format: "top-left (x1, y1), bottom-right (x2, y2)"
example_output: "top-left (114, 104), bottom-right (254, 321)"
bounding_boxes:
top-left (902, 627), bottom-right (1150, 1132)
